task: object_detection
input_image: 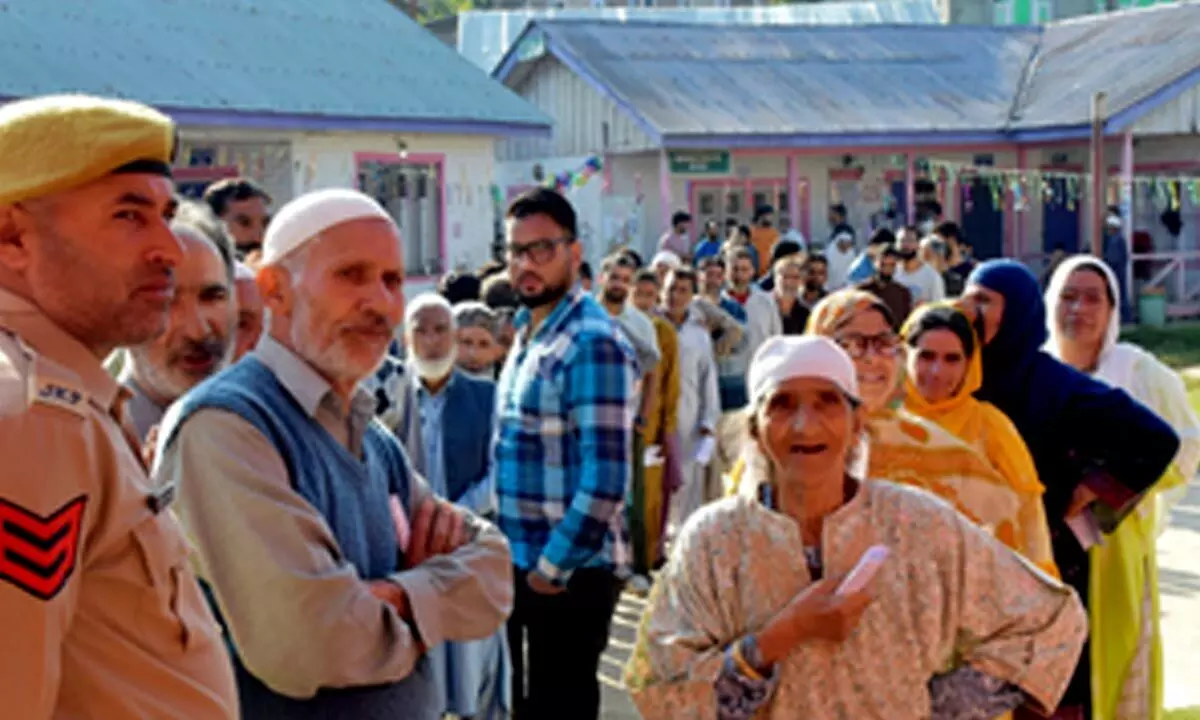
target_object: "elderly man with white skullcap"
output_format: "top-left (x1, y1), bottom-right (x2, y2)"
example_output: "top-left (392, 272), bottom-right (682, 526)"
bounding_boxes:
top-left (153, 188), bottom-right (513, 720)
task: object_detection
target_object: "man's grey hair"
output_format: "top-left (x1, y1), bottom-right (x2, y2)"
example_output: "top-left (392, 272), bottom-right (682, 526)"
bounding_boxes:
top-left (452, 301), bottom-right (499, 338)
top-left (403, 292), bottom-right (454, 339)
top-left (171, 199), bottom-right (235, 281)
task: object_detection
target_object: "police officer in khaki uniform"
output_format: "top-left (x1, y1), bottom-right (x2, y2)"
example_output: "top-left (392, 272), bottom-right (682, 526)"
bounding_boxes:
top-left (0, 95), bottom-right (238, 718)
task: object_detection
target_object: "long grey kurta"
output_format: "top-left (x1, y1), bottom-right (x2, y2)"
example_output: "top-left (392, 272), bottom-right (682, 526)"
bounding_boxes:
top-left (153, 336), bottom-right (512, 702)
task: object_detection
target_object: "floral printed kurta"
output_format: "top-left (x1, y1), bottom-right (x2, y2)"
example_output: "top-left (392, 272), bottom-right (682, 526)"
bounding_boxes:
top-left (625, 478), bottom-right (1087, 719)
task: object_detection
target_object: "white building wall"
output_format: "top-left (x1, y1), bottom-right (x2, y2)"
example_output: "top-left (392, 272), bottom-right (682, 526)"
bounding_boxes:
top-left (497, 57), bottom-right (658, 163)
top-left (1132, 86), bottom-right (1200, 137)
top-left (496, 154), bottom-right (610, 267)
top-left (178, 127), bottom-right (501, 295)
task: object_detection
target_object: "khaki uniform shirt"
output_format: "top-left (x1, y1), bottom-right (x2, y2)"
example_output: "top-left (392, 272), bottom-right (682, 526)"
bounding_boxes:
top-left (0, 288), bottom-right (238, 719)
top-left (153, 335), bottom-right (513, 700)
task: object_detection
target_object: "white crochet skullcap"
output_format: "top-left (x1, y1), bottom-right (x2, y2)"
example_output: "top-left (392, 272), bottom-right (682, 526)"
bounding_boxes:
top-left (261, 188), bottom-right (394, 266)
top-left (651, 250), bottom-right (682, 269)
top-left (747, 335), bottom-right (860, 406)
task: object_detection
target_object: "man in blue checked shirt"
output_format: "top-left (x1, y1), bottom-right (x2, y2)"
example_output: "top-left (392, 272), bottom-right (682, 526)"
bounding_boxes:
top-left (493, 189), bottom-right (639, 720)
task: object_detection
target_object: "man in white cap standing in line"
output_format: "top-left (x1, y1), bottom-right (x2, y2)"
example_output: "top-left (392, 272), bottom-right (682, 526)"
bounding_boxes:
top-left (0, 94), bottom-right (238, 718)
top-left (153, 187), bottom-right (513, 719)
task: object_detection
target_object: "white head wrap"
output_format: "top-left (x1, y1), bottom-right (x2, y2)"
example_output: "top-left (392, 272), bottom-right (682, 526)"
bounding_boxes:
top-left (651, 250), bottom-right (682, 270)
top-left (747, 335), bottom-right (860, 406)
top-left (1043, 254), bottom-right (1128, 383)
top-left (261, 188), bottom-right (394, 266)
top-left (233, 261), bottom-right (255, 282)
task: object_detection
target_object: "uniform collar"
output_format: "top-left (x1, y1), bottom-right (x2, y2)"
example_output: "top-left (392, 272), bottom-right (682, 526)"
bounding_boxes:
top-left (0, 286), bottom-right (121, 411)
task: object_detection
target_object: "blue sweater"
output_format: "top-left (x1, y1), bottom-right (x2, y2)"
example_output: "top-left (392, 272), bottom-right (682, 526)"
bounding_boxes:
top-left (165, 358), bottom-right (440, 720)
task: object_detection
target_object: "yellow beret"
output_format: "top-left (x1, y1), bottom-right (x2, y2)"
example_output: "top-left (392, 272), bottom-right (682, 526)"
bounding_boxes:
top-left (0, 94), bottom-right (177, 205)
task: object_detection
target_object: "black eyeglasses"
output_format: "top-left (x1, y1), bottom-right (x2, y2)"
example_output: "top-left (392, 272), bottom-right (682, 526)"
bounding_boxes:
top-left (835, 331), bottom-right (900, 359)
top-left (505, 237), bottom-right (571, 265)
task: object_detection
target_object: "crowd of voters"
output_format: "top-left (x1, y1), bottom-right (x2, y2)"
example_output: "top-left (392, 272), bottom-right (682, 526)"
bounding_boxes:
top-left (1, 93), bottom-right (1198, 720)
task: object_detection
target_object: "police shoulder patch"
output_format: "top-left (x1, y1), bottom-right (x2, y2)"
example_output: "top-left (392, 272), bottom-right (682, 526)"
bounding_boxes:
top-left (29, 356), bottom-right (88, 418)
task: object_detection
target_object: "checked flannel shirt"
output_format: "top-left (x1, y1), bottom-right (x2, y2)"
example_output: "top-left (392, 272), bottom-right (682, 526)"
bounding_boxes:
top-left (491, 288), bottom-right (639, 584)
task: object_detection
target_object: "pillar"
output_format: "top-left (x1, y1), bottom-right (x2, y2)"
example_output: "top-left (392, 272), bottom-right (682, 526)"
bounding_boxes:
top-left (905, 153), bottom-right (916, 226)
top-left (659, 149), bottom-right (672, 234)
top-left (786, 153), bottom-right (800, 236)
top-left (1120, 130), bottom-right (1135, 304)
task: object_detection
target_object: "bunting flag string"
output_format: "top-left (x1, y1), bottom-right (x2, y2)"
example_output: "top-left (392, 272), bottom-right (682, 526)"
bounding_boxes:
top-left (927, 159), bottom-right (1200, 212)
top-left (542, 154), bottom-right (604, 193)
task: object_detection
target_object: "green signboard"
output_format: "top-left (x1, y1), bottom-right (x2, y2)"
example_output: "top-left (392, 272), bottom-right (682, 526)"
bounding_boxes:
top-left (668, 150), bottom-right (731, 174)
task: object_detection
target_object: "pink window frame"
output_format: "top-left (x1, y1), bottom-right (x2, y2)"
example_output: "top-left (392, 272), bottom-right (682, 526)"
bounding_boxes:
top-left (354, 152), bottom-right (448, 282)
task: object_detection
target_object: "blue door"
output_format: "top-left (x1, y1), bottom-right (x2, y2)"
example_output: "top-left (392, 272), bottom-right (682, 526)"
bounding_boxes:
top-left (1042, 177), bottom-right (1081, 253)
top-left (891, 180), bottom-right (907, 225)
top-left (960, 178), bottom-right (1004, 260)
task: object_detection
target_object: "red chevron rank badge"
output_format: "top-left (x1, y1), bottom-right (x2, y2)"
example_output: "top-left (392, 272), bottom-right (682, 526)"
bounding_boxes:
top-left (0, 496), bottom-right (87, 600)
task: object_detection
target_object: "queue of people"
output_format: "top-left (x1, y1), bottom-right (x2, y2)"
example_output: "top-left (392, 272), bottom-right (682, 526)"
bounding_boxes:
top-left (1, 92), bottom-right (1197, 720)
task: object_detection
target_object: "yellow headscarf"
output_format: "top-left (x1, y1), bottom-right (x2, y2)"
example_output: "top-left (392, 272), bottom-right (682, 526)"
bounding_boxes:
top-left (900, 303), bottom-right (1045, 496)
top-left (730, 289), bottom-right (1030, 541)
top-left (900, 303), bottom-right (1057, 575)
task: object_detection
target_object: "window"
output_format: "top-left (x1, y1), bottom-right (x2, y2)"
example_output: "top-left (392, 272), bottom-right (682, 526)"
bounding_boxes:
top-left (358, 157), bottom-right (443, 277)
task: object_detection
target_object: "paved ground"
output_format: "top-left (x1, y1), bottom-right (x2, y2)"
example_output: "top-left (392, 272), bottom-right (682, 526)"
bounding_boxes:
top-left (1159, 479), bottom-right (1200, 710)
top-left (597, 479), bottom-right (1200, 717)
top-left (599, 591), bottom-right (642, 719)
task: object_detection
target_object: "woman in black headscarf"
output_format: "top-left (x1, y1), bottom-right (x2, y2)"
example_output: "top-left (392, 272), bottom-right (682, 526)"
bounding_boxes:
top-left (960, 259), bottom-right (1179, 719)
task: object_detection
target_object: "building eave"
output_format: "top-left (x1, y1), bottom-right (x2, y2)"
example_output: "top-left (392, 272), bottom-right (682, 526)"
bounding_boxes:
top-left (165, 107), bottom-right (552, 137)
top-left (0, 96), bottom-right (553, 138)
top-left (661, 129), bottom-right (1013, 150)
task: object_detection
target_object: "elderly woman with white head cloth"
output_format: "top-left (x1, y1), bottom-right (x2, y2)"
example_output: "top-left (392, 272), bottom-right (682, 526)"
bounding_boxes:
top-left (625, 335), bottom-right (1087, 720)
top-left (1044, 255), bottom-right (1200, 720)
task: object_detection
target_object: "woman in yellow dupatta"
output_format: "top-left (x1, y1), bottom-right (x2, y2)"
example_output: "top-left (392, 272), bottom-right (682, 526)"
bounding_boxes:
top-left (901, 303), bottom-right (1058, 576)
top-left (1045, 256), bottom-right (1200, 720)
top-left (727, 289), bottom-right (1028, 547)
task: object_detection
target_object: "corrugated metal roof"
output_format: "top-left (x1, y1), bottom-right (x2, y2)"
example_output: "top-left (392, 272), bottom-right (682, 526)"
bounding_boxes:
top-left (457, 0), bottom-right (943, 73)
top-left (514, 19), bottom-right (1039, 140)
top-left (0, 0), bottom-right (550, 132)
top-left (501, 2), bottom-right (1200, 142)
top-left (1012, 2), bottom-right (1200, 129)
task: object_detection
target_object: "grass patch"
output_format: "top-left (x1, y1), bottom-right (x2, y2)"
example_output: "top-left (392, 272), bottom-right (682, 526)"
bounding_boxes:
top-left (1121, 322), bottom-right (1200, 370)
top-left (1166, 707), bottom-right (1200, 720)
top-left (1118, 322), bottom-right (1200, 415)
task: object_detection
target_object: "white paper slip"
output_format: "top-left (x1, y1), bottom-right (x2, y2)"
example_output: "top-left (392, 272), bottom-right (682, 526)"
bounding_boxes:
top-left (692, 435), bottom-right (716, 466)
top-left (1066, 509), bottom-right (1104, 551)
top-left (644, 445), bottom-right (665, 468)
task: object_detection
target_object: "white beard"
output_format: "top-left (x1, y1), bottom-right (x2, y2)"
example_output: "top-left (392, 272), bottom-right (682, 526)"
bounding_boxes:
top-left (411, 352), bottom-right (457, 382)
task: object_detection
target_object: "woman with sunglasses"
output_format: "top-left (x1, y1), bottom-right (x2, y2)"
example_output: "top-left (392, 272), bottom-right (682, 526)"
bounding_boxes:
top-left (728, 289), bottom-right (1028, 546)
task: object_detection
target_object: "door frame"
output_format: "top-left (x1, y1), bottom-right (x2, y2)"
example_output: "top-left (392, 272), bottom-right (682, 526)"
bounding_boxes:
top-left (687, 177), bottom-right (811, 240)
